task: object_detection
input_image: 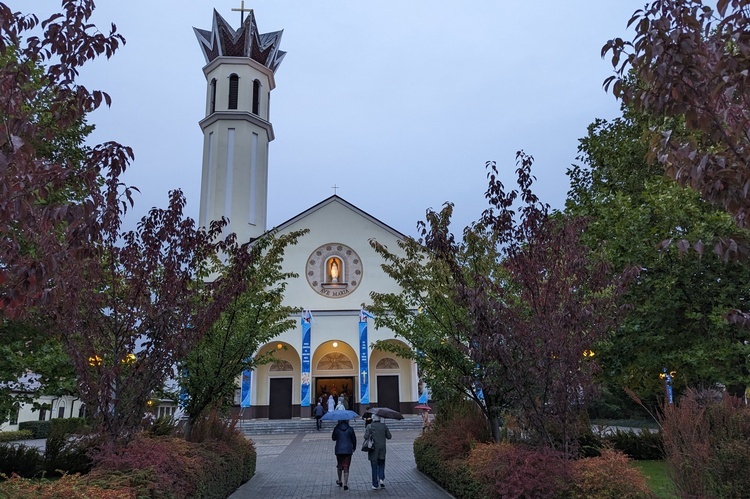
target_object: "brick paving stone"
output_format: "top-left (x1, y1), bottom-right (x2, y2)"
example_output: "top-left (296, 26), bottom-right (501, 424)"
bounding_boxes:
top-left (230, 429), bottom-right (453, 498)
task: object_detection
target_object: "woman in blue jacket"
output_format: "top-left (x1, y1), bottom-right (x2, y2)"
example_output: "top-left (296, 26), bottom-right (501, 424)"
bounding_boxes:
top-left (332, 419), bottom-right (357, 490)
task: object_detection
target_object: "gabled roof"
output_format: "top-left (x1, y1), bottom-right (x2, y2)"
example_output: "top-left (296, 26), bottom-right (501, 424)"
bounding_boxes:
top-left (271, 195), bottom-right (408, 241)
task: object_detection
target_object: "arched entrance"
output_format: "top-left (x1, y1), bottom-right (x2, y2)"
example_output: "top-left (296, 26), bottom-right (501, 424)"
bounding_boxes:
top-left (313, 341), bottom-right (357, 410)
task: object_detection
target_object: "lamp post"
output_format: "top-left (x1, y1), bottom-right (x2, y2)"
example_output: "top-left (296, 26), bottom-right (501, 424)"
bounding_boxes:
top-left (659, 368), bottom-right (675, 404)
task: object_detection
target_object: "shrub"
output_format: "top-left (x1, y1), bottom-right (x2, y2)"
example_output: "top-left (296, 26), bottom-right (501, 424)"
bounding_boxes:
top-left (91, 426), bottom-right (256, 498)
top-left (45, 432), bottom-right (99, 476)
top-left (467, 442), bottom-right (573, 498)
top-left (431, 400), bottom-right (491, 461)
top-left (18, 421), bottom-right (51, 439)
top-left (0, 473), bottom-right (133, 498)
top-left (661, 388), bottom-right (750, 498)
top-left (413, 428), bottom-right (483, 498)
top-left (571, 448), bottom-right (654, 499)
top-left (603, 428), bottom-right (664, 460)
top-left (49, 418), bottom-right (89, 438)
top-left (0, 443), bottom-right (44, 478)
top-left (147, 415), bottom-right (177, 437)
top-left (0, 430), bottom-right (33, 443)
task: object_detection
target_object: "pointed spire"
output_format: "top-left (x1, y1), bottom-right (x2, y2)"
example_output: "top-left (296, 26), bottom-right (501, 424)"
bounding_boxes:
top-left (194, 9), bottom-right (285, 71)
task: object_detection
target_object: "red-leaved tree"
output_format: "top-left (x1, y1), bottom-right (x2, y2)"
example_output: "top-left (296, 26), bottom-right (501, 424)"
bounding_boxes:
top-left (0, 1), bottom-right (130, 318)
top-left (427, 153), bottom-right (634, 453)
top-left (52, 189), bottom-right (253, 445)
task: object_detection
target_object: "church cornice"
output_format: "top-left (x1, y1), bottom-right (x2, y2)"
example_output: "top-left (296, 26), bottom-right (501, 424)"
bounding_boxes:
top-left (199, 111), bottom-right (275, 141)
top-left (194, 9), bottom-right (285, 72)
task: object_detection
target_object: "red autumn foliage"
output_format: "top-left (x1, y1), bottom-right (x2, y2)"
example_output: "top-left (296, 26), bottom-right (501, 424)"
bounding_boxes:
top-left (467, 442), bottom-right (574, 498)
top-left (0, 0), bottom-right (131, 318)
top-left (571, 448), bottom-right (654, 499)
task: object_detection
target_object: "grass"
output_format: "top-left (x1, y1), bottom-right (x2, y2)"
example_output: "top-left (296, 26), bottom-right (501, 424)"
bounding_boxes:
top-left (631, 460), bottom-right (677, 499)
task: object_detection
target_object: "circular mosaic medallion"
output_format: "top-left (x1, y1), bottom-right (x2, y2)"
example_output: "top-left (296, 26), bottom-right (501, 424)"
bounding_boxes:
top-left (306, 243), bottom-right (363, 298)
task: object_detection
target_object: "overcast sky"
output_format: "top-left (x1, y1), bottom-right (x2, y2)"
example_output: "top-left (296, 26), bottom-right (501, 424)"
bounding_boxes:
top-left (21, 1), bottom-right (644, 237)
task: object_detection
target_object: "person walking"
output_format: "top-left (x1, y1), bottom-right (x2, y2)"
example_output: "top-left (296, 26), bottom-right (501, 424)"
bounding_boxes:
top-left (331, 419), bottom-right (357, 491)
top-left (364, 415), bottom-right (392, 490)
top-left (313, 402), bottom-right (324, 430)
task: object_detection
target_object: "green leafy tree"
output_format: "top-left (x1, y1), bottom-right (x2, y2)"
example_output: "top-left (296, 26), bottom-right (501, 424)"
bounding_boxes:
top-left (369, 205), bottom-right (510, 442)
top-left (180, 228), bottom-right (306, 439)
top-left (603, 0), bottom-right (750, 259)
top-left (567, 109), bottom-right (750, 404)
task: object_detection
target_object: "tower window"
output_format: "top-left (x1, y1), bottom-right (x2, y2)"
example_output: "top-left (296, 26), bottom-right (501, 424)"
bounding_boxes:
top-left (252, 79), bottom-right (261, 114)
top-left (228, 74), bottom-right (239, 110)
top-left (209, 78), bottom-right (217, 113)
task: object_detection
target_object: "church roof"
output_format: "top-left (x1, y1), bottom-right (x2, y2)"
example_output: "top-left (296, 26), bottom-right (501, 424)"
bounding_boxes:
top-left (272, 195), bottom-right (408, 241)
top-left (194, 9), bottom-right (286, 72)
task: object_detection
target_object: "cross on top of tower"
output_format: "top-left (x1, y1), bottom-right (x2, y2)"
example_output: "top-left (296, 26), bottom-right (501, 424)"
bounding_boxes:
top-left (332, 184), bottom-right (339, 195)
top-left (232, 1), bottom-right (253, 24)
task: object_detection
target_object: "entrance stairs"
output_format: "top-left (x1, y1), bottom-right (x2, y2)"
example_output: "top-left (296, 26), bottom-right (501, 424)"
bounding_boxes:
top-left (238, 415), bottom-right (424, 435)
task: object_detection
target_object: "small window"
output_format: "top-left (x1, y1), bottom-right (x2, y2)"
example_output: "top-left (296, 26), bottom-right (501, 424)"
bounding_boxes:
top-left (228, 74), bottom-right (239, 110)
top-left (78, 403), bottom-right (86, 419)
top-left (252, 79), bottom-right (261, 114)
top-left (57, 405), bottom-right (65, 419)
top-left (38, 408), bottom-right (47, 421)
top-left (210, 78), bottom-right (217, 113)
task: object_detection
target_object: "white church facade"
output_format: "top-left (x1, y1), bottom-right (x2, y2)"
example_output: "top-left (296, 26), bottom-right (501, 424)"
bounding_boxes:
top-left (194, 9), bottom-right (425, 419)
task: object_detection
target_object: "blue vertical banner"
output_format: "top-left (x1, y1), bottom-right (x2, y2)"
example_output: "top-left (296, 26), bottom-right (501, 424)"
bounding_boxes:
top-left (240, 365), bottom-right (252, 408)
top-left (359, 309), bottom-right (374, 404)
top-left (300, 310), bottom-right (312, 407)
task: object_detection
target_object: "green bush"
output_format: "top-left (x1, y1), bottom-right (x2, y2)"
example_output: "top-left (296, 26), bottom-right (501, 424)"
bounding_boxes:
top-left (603, 428), bottom-right (664, 460)
top-left (49, 417), bottom-right (89, 438)
top-left (0, 430), bottom-right (33, 442)
top-left (0, 443), bottom-right (44, 478)
top-left (45, 433), bottom-right (98, 476)
top-left (18, 420), bottom-right (51, 439)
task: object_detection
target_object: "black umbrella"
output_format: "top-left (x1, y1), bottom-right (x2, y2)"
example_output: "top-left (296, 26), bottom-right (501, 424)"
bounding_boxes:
top-left (366, 407), bottom-right (404, 420)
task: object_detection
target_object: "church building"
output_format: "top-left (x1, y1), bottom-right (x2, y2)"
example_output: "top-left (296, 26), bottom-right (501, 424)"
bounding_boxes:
top-left (194, 9), bottom-right (425, 419)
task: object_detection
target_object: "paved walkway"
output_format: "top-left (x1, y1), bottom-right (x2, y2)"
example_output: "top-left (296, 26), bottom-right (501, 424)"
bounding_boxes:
top-left (230, 429), bottom-right (453, 498)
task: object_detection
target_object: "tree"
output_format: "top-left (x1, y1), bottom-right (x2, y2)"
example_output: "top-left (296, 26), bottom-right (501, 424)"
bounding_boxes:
top-left (567, 109), bottom-right (750, 405)
top-left (371, 154), bottom-right (632, 452)
top-left (603, 0), bottom-right (750, 250)
top-left (369, 205), bottom-right (510, 442)
top-left (49, 189), bottom-right (253, 445)
top-left (180, 228), bottom-right (306, 439)
top-left (1, 1), bottom-right (128, 422)
top-left (0, 1), bottom-right (130, 318)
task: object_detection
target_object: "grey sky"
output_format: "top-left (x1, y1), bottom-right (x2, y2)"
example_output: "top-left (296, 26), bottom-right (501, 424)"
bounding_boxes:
top-left (23, 1), bottom-right (643, 237)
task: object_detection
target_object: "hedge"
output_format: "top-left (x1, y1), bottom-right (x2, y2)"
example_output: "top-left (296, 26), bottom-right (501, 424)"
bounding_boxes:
top-left (0, 430), bottom-right (33, 442)
top-left (18, 420), bottom-right (51, 439)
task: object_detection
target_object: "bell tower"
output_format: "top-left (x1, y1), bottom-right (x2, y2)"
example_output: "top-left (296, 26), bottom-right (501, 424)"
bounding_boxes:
top-left (194, 9), bottom-right (285, 242)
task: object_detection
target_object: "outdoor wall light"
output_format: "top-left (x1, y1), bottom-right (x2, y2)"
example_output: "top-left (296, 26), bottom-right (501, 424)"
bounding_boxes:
top-left (332, 342), bottom-right (338, 348)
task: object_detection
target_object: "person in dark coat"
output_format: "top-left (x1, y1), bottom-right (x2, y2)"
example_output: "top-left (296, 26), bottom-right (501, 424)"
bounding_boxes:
top-left (364, 415), bottom-right (392, 489)
top-left (331, 419), bottom-right (357, 490)
top-left (313, 402), bottom-right (325, 430)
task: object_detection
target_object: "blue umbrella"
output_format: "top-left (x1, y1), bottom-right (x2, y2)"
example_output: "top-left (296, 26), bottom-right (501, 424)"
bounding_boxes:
top-left (321, 409), bottom-right (359, 421)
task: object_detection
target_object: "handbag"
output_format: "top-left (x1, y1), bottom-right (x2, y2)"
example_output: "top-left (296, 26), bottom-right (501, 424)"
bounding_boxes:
top-left (361, 434), bottom-right (374, 452)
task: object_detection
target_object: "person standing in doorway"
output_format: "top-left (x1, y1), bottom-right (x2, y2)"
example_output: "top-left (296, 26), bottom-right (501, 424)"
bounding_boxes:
top-left (331, 418), bottom-right (356, 491)
top-left (327, 394), bottom-right (335, 412)
top-left (364, 415), bottom-right (392, 489)
top-left (313, 402), bottom-right (324, 430)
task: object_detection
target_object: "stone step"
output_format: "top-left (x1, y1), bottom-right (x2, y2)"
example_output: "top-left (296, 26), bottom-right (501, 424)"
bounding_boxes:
top-left (238, 415), bottom-right (425, 435)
